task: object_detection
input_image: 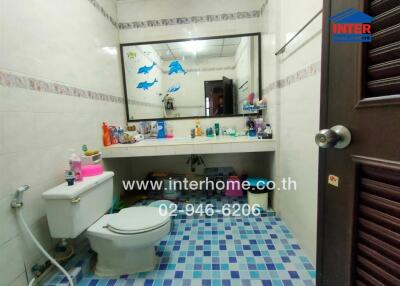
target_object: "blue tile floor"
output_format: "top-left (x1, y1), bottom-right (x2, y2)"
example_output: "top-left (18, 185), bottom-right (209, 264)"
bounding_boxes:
top-left (43, 195), bottom-right (315, 286)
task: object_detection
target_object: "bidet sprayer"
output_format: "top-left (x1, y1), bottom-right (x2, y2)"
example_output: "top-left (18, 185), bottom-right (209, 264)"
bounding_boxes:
top-left (11, 185), bottom-right (30, 208)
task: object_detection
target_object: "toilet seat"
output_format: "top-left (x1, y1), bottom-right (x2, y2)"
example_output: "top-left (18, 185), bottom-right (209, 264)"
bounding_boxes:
top-left (86, 209), bottom-right (171, 276)
top-left (107, 206), bottom-right (170, 234)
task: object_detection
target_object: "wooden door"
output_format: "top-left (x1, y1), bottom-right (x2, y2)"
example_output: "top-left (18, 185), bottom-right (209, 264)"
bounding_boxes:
top-left (222, 76), bottom-right (234, 115)
top-left (317, 0), bottom-right (400, 285)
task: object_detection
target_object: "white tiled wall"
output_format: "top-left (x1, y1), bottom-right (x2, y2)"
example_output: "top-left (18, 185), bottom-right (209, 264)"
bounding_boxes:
top-left (261, 0), bottom-right (322, 264)
top-left (0, 0), bottom-right (125, 285)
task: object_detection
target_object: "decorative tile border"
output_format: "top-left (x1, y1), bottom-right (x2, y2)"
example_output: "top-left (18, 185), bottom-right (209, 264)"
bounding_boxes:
top-left (0, 70), bottom-right (124, 104)
top-left (89, 0), bottom-right (270, 30)
top-left (260, 0), bottom-right (269, 15)
top-left (128, 99), bottom-right (204, 110)
top-left (87, 0), bottom-right (118, 28)
top-left (159, 66), bottom-right (236, 74)
top-left (174, 105), bottom-right (204, 109)
top-left (262, 61), bottom-right (321, 96)
top-left (185, 66), bottom-right (236, 73)
top-left (128, 99), bottom-right (162, 108)
top-left (118, 10), bottom-right (261, 30)
top-left (1, 61), bottom-right (319, 107)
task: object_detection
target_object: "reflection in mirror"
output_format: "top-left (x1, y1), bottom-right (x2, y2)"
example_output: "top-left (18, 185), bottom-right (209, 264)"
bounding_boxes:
top-left (121, 34), bottom-right (262, 121)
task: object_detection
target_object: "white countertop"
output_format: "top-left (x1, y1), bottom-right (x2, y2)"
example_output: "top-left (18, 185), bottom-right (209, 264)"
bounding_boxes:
top-left (102, 136), bottom-right (276, 158)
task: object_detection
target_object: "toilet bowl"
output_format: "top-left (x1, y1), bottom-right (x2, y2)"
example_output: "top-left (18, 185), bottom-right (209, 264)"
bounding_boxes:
top-left (42, 173), bottom-right (171, 277)
top-left (86, 206), bottom-right (171, 277)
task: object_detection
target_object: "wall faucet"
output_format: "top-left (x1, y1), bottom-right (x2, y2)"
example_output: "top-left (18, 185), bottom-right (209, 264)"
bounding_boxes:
top-left (11, 185), bottom-right (30, 208)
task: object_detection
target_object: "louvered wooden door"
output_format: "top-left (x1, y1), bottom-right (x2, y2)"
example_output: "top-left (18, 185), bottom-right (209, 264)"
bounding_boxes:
top-left (318, 0), bottom-right (400, 285)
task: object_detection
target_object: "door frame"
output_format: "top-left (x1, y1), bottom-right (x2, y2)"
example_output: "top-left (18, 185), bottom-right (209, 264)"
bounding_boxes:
top-left (316, 0), bottom-right (330, 284)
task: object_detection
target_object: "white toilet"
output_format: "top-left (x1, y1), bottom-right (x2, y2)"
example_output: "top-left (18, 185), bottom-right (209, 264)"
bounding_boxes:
top-left (42, 172), bottom-right (171, 277)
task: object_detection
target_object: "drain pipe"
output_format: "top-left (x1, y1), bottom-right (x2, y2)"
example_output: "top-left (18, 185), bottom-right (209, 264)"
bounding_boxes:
top-left (11, 185), bottom-right (74, 286)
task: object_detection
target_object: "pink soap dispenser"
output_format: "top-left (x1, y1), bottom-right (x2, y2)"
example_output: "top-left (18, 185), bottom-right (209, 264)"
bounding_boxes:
top-left (69, 151), bottom-right (83, 182)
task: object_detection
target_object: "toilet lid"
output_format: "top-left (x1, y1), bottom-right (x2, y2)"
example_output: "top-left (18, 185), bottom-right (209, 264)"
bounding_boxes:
top-left (107, 206), bottom-right (170, 234)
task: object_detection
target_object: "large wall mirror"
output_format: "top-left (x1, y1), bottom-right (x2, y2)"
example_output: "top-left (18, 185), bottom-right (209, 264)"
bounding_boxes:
top-left (121, 33), bottom-right (262, 121)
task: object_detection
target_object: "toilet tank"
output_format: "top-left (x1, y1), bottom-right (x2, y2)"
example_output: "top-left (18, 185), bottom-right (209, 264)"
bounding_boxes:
top-left (42, 172), bottom-right (114, 239)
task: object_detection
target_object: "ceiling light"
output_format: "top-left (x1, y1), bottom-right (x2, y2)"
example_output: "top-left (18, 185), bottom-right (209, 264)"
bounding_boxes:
top-left (182, 40), bottom-right (205, 55)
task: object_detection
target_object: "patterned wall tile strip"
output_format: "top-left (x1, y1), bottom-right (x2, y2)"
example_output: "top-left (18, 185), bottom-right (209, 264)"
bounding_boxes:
top-left (159, 66), bottom-right (236, 74)
top-left (260, 0), bottom-right (269, 15)
top-left (0, 70), bottom-right (124, 104)
top-left (128, 99), bottom-right (162, 108)
top-left (87, 0), bottom-right (118, 28)
top-left (118, 10), bottom-right (262, 30)
top-left (262, 61), bottom-right (321, 96)
top-left (173, 105), bottom-right (204, 109)
top-left (128, 100), bottom-right (203, 110)
top-left (0, 61), bottom-right (320, 105)
top-left (89, 0), bottom-right (269, 30)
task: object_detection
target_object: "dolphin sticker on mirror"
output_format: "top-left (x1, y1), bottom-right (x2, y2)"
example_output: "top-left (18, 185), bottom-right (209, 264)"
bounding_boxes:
top-left (167, 84), bottom-right (181, 93)
top-left (168, 61), bottom-right (187, 75)
top-left (138, 62), bottom-right (156, 75)
top-left (136, 78), bottom-right (158, 90)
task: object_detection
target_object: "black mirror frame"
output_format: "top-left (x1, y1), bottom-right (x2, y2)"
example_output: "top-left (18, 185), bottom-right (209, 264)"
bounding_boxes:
top-left (120, 32), bottom-right (262, 122)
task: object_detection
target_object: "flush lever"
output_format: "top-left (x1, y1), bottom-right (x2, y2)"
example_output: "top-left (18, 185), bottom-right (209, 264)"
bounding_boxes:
top-left (315, 125), bottom-right (351, 149)
top-left (71, 197), bottom-right (81, 204)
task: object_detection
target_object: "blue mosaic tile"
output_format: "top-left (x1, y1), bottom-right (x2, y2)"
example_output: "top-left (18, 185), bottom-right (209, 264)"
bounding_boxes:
top-left (43, 195), bottom-right (315, 286)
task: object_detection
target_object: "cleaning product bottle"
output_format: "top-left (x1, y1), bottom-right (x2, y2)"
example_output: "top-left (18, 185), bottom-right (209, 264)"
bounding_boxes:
top-left (195, 119), bottom-right (202, 137)
top-left (69, 151), bottom-right (82, 182)
top-left (102, 122), bottom-right (111, 146)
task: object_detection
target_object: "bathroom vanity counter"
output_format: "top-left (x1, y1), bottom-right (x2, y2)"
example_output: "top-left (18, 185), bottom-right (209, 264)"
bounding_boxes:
top-left (102, 137), bottom-right (276, 158)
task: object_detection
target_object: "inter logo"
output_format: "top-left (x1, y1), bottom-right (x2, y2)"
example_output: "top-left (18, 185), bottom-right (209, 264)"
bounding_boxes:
top-left (331, 8), bottom-right (373, 43)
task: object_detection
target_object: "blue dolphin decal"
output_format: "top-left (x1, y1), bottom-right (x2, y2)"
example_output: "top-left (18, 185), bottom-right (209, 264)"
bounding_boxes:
top-left (168, 61), bottom-right (187, 75)
top-left (167, 84), bottom-right (181, 93)
top-left (138, 62), bottom-right (156, 75)
top-left (136, 78), bottom-right (158, 90)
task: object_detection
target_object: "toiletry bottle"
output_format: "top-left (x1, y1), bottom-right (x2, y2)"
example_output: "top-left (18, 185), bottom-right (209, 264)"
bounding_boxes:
top-left (65, 170), bottom-right (75, 186)
top-left (102, 122), bottom-right (111, 146)
top-left (215, 123), bottom-right (220, 136)
top-left (118, 127), bottom-right (125, 144)
top-left (265, 124), bottom-right (273, 139)
top-left (206, 127), bottom-right (214, 137)
top-left (69, 151), bottom-right (82, 181)
top-left (157, 120), bottom-right (166, 138)
top-left (110, 126), bottom-right (119, 144)
top-left (195, 119), bottom-right (202, 137)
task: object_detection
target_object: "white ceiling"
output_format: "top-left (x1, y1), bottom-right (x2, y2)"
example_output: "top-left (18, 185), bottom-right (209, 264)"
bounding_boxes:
top-left (151, 37), bottom-right (242, 61)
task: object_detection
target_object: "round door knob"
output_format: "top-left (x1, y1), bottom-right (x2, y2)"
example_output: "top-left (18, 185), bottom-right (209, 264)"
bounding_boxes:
top-left (315, 129), bottom-right (339, 148)
top-left (315, 125), bottom-right (351, 149)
